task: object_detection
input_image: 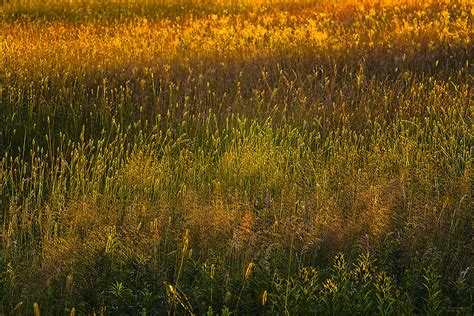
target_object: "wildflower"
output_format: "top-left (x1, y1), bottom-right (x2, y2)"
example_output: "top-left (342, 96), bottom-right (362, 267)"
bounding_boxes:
top-left (33, 303), bottom-right (40, 316)
top-left (323, 279), bottom-right (338, 294)
top-left (245, 262), bottom-right (255, 280)
top-left (262, 290), bottom-right (268, 305)
top-left (210, 264), bottom-right (216, 280)
top-left (333, 253), bottom-right (346, 272)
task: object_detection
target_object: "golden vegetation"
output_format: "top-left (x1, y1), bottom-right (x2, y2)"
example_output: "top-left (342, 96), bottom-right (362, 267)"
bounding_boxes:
top-left (0, 0), bottom-right (472, 314)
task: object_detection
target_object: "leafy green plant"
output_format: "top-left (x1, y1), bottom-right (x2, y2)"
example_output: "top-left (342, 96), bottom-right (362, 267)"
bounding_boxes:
top-left (103, 281), bottom-right (133, 314)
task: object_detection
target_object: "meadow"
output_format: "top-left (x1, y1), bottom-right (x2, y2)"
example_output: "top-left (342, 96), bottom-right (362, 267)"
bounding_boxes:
top-left (0, 0), bottom-right (472, 314)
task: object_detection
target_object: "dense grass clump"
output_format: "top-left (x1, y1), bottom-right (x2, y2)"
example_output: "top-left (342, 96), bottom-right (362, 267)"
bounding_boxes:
top-left (0, 0), bottom-right (472, 314)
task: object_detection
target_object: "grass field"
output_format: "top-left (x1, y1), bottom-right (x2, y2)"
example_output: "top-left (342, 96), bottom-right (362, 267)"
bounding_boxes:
top-left (0, 0), bottom-right (473, 314)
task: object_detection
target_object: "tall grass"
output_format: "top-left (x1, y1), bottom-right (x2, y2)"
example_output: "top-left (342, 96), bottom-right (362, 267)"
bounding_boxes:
top-left (0, 0), bottom-right (472, 314)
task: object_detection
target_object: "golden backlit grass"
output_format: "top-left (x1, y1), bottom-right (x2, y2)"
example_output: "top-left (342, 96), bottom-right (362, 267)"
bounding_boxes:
top-left (1, 0), bottom-right (471, 79)
top-left (0, 0), bottom-right (472, 314)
